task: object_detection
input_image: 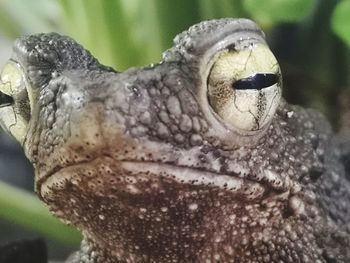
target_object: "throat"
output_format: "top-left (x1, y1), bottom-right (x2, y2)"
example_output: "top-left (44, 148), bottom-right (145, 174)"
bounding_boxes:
top-left (40, 158), bottom-right (289, 262)
top-left (51, 184), bottom-right (271, 262)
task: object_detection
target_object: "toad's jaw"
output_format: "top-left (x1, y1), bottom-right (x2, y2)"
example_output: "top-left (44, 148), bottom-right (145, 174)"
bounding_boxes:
top-left (38, 156), bottom-right (274, 263)
top-left (39, 156), bottom-right (267, 200)
top-left (121, 161), bottom-right (266, 197)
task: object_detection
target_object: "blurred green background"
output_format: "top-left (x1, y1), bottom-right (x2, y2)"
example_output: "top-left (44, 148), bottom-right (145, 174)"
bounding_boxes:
top-left (0, 0), bottom-right (349, 260)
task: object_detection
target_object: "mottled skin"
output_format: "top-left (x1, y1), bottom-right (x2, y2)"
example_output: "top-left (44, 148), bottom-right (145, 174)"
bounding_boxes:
top-left (3, 19), bottom-right (350, 262)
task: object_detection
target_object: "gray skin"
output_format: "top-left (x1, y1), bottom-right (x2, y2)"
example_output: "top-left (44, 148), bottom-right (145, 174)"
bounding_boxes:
top-left (2, 18), bottom-right (350, 262)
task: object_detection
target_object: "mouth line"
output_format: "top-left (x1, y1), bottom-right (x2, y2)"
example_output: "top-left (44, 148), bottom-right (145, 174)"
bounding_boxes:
top-left (38, 157), bottom-right (269, 199)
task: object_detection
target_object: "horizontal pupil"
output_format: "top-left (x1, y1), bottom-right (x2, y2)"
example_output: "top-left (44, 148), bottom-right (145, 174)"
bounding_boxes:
top-left (233, 73), bottom-right (278, 90)
top-left (0, 91), bottom-right (14, 108)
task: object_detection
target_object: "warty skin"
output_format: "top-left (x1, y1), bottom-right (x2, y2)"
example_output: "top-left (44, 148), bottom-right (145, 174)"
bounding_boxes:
top-left (0, 18), bottom-right (349, 262)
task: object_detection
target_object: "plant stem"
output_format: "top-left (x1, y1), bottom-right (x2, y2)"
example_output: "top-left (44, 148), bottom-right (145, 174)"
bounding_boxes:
top-left (0, 181), bottom-right (81, 246)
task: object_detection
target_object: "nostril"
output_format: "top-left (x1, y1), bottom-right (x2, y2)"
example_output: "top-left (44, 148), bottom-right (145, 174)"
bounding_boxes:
top-left (0, 91), bottom-right (14, 108)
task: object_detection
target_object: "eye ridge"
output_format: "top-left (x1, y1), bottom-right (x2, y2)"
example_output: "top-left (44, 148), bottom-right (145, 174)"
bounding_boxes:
top-left (233, 73), bottom-right (278, 90)
top-left (0, 90), bottom-right (14, 108)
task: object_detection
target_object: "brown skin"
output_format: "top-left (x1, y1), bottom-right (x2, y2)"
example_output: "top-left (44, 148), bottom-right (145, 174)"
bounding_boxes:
top-left (0, 19), bottom-right (349, 262)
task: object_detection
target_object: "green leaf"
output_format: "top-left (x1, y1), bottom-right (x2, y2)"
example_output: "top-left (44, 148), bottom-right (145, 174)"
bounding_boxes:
top-left (0, 7), bottom-right (22, 38)
top-left (332, 0), bottom-right (350, 48)
top-left (60, 0), bottom-right (152, 68)
top-left (243, 0), bottom-right (316, 27)
top-left (198, 0), bottom-right (247, 19)
top-left (0, 181), bottom-right (81, 245)
top-left (153, 0), bottom-right (200, 50)
top-left (0, 0), bottom-right (60, 37)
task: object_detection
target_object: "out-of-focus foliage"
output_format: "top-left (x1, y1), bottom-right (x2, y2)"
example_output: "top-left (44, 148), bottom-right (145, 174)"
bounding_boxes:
top-left (0, 0), bottom-right (60, 37)
top-left (0, 0), bottom-right (349, 247)
top-left (58, 0), bottom-right (350, 70)
top-left (57, 0), bottom-right (324, 69)
top-left (332, 0), bottom-right (350, 47)
top-left (0, 0), bottom-right (349, 69)
top-left (0, 181), bottom-right (81, 245)
top-left (243, 0), bottom-right (317, 26)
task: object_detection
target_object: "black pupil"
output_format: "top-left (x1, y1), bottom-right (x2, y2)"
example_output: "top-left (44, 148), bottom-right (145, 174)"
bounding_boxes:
top-left (0, 91), bottom-right (14, 108)
top-left (233, 73), bottom-right (278, 90)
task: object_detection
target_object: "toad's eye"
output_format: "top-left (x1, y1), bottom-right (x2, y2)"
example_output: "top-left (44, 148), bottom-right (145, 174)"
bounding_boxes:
top-left (207, 44), bottom-right (281, 132)
top-left (0, 60), bottom-right (33, 144)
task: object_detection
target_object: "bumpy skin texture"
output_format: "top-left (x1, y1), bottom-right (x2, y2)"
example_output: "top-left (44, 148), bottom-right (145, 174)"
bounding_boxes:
top-left (8, 19), bottom-right (350, 262)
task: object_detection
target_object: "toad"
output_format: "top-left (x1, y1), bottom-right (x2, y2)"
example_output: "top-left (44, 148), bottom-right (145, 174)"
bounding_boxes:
top-left (0, 18), bottom-right (349, 262)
